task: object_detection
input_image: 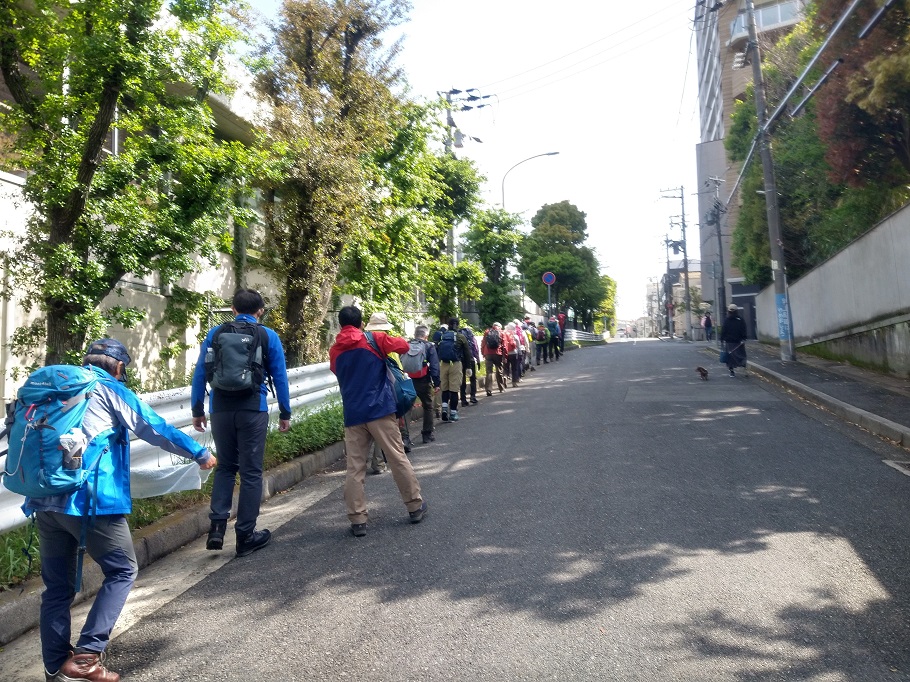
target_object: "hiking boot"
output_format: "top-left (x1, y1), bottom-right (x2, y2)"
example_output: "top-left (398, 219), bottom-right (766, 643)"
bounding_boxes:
top-left (403, 442), bottom-right (412, 453)
top-left (236, 529), bottom-right (271, 557)
top-left (486, 390), bottom-right (493, 396)
top-left (351, 523), bottom-right (367, 537)
top-left (409, 501), bottom-right (428, 524)
top-left (206, 519), bottom-right (227, 551)
top-left (461, 400), bottom-right (469, 407)
top-left (57, 651), bottom-right (119, 682)
top-left (441, 407), bottom-right (449, 422)
top-left (369, 467), bottom-right (384, 475)
top-left (470, 398), bottom-right (478, 404)
top-left (449, 410), bottom-right (459, 421)
top-left (422, 432), bottom-right (435, 444)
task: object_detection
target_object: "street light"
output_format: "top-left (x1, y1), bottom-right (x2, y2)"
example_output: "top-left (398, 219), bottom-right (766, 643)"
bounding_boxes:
top-left (501, 152), bottom-right (559, 209)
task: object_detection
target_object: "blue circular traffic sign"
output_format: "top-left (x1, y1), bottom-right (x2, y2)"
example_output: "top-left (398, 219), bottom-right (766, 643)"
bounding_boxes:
top-left (542, 272), bottom-right (556, 285)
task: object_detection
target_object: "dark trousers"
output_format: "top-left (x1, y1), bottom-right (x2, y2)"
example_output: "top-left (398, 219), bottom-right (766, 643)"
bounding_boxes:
top-left (549, 337), bottom-right (561, 360)
top-left (37, 511), bottom-right (138, 672)
top-left (460, 358), bottom-right (477, 403)
top-left (210, 410), bottom-right (270, 538)
top-left (508, 354), bottom-right (521, 384)
top-left (536, 344), bottom-right (547, 364)
top-left (412, 375), bottom-right (435, 435)
top-left (485, 355), bottom-right (505, 391)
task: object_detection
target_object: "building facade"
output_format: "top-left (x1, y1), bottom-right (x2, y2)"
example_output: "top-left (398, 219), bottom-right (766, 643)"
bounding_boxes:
top-left (693, 0), bottom-right (806, 335)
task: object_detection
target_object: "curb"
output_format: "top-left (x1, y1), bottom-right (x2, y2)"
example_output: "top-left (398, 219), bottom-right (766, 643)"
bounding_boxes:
top-left (704, 345), bottom-right (910, 450)
top-left (0, 441), bottom-right (346, 646)
top-left (747, 361), bottom-right (910, 449)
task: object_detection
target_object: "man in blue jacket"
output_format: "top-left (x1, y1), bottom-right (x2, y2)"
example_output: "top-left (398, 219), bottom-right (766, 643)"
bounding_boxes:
top-left (30, 338), bottom-right (216, 682)
top-left (191, 289), bottom-right (292, 558)
top-left (329, 305), bottom-right (426, 537)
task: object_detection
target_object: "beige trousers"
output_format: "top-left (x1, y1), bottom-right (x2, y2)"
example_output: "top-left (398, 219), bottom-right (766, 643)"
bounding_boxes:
top-left (344, 414), bottom-right (423, 524)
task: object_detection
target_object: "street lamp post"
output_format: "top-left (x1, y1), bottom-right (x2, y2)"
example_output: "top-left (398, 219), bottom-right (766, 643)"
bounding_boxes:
top-left (501, 152), bottom-right (559, 209)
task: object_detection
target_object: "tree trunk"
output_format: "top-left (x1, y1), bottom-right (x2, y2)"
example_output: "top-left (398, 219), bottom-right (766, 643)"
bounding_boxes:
top-left (45, 303), bottom-right (85, 366)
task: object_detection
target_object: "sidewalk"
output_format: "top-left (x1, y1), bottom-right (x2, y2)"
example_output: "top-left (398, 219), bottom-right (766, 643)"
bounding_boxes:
top-left (701, 340), bottom-right (910, 450)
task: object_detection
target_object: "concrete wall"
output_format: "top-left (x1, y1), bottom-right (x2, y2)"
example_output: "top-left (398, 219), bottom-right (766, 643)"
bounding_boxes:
top-left (756, 201), bottom-right (910, 376)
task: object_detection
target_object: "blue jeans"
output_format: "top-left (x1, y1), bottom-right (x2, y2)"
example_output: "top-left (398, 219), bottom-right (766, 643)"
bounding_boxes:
top-left (37, 512), bottom-right (137, 672)
top-left (209, 410), bottom-right (270, 537)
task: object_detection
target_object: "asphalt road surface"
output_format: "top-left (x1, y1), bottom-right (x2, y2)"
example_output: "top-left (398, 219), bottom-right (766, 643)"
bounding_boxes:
top-left (38, 341), bottom-right (910, 680)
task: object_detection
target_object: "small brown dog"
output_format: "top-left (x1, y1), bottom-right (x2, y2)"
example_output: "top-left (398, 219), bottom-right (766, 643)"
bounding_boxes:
top-left (696, 366), bottom-right (709, 381)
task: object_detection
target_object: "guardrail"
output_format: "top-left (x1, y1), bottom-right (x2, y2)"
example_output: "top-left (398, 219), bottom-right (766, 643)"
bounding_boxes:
top-left (565, 329), bottom-right (607, 342)
top-left (0, 363), bottom-right (339, 535)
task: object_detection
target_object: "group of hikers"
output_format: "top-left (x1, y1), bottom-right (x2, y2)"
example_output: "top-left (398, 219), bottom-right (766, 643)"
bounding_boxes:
top-left (363, 310), bottom-right (569, 448)
top-left (8, 289), bottom-right (569, 681)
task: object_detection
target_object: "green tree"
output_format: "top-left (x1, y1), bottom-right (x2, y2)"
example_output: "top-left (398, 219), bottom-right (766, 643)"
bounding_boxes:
top-left (815, 0), bottom-right (910, 189)
top-left (0, 0), bottom-right (253, 364)
top-left (519, 201), bottom-right (602, 318)
top-left (420, 259), bottom-right (483, 322)
top-left (255, 0), bottom-right (410, 365)
top-left (463, 208), bottom-right (524, 325)
top-left (338, 103), bottom-right (448, 316)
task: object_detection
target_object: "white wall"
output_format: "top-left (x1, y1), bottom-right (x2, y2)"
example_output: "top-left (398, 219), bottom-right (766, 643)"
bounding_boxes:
top-left (756, 202), bottom-right (910, 368)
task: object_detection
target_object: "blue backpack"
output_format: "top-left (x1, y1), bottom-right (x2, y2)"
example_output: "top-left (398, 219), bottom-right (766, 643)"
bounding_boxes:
top-left (437, 330), bottom-right (459, 362)
top-left (2, 365), bottom-right (113, 499)
top-left (364, 333), bottom-right (417, 418)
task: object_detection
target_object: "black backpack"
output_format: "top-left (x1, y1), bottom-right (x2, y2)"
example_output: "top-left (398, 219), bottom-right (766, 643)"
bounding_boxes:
top-left (485, 328), bottom-right (501, 350)
top-left (205, 321), bottom-right (270, 394)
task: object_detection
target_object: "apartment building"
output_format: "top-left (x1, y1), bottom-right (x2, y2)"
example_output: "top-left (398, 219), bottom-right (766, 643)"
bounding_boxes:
top-left (693, 0), bottom-right (805, 336)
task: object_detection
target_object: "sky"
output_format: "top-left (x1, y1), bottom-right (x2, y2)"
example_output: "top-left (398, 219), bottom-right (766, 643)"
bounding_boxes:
top-left (245, 0), bottom-right (702, 320)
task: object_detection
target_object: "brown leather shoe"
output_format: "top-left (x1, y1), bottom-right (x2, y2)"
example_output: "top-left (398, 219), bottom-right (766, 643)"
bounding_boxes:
top-left (57, 651), bottom-right (120, 682)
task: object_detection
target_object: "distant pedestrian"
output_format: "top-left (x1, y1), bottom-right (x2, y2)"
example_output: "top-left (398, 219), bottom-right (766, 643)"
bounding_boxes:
top-left (329, 305), bottom-right (426, 537)
top-left (435, 317), bottom-right (470, 422)
top-left (536, 322), bottom-right (550, 365)
top-left (557, 311), bottom-right (568, 351)
top-left (482, 322), bottom-right (507, 394)
top-left (34, 339), bottom-right (215, 682)
top-left (458, 323), bottom-right (480, 406)
top-left (192, 288), bottom-right (292, 558)
top-left (406, 325), bottom-right (441, 444)
top-left (547, 316), bottom-right (562, 361)
top-left (703, 312), bottom-right (714, 341)
top-left (720, 304), bottom-right (748, 377)
top-left (505, 322), bottom-right (522, 386)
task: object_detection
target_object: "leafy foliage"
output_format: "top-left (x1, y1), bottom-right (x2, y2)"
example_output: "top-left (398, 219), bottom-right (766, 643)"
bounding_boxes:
top-left (815, 0), bottom-right (910, 187)
top-left (518, 201), bottom-right (611, 329)
top-left (724, 2), bottom-right (910, 287)
top-left (0, 0), bottom-right (257, 364)
top-left (463, 208), bottom-right (526, 325)
top-left (338, 104), bottom-right (484, 320)
top-left (254, 0), bottom-right (411, 366)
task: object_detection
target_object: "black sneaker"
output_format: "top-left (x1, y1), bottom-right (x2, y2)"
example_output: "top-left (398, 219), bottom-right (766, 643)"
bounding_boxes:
top-left (206, 519), bottom-right (227, 551)
top-left (422, 432), bottom-right (435, 444)
top-left (409, 501), bottom-right (428, 524)
top-left (351, 523), bottom-right (367, 537)
top-left (470, 398), bottom-right (478, 404)
top-left (236, 529), bottom-right (271, 557)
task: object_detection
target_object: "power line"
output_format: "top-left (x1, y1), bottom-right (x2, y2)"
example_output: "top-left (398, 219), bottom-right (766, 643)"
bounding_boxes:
top-left (496, 24), bottom-right (684, 104)
top-left (478, 1), bottom-right (689, 92)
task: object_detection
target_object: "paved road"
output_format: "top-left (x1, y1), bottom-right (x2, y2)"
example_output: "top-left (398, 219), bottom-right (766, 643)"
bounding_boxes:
top-left (14, 340), bottom-right (910, 680)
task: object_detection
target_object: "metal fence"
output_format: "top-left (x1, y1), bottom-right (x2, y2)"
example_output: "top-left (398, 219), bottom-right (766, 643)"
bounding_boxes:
top-left (565, 329), bottom-right (607, 342)
top-left (0, 363), bottom-right (339, 535)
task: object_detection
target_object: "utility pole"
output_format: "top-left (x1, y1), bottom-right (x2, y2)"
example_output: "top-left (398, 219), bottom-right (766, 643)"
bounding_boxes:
top-left (706, 176), bottom-right (727, 317)
top-left (746, 0), bottom-right (795, 361)
top-left (662, 187), bottom-right (692, 340)
top-left (663, 234), bottom-right (675, 336)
